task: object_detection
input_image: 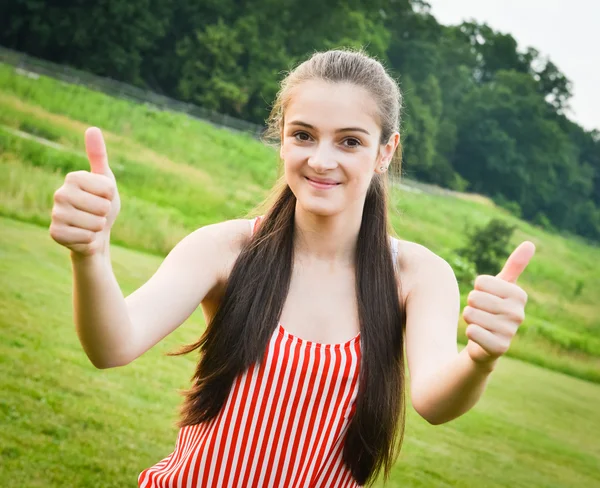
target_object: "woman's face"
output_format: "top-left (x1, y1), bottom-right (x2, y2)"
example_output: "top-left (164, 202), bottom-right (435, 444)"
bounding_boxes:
top-left (280, 80), bottom-right (398, 217)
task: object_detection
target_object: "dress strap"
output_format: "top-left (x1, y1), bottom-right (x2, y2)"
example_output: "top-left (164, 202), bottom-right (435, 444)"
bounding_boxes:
top-left (389, 236), bottom-right (400, 275)
top-left (249, 215), bottom-right (263, 237)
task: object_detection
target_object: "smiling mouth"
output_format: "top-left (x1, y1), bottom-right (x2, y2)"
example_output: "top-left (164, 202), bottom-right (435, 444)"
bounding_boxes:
top-left (305, 177), bottom-right (340, 187)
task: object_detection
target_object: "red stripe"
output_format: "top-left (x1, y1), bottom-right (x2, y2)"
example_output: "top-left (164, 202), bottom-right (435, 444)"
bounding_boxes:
top-left (278, 343), bottom-right (318, 487)
top-left (219, 362), bottom-right (257, 488)
top-left (294, 346), bottom-right (333, 486)
top-left (227, 350), bottom-right (271, 487)
top-left (238, 331), bottom-right (284, 485)
top-left (262, 331), bottom-right (307, 487)
top-left (254, 333), bottom-right (294, 487)
top-left (302, 347), bottom-right (344, 485)
top-left (208, 369), bottom-right (246, 485)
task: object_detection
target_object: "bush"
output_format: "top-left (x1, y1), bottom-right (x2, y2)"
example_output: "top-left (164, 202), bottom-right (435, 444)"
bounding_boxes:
top-left (456, 218), bottom-right (517, 275)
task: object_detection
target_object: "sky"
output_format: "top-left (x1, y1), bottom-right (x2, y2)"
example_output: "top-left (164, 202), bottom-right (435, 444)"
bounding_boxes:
top-left (426, 0), bottom-right (600, 132)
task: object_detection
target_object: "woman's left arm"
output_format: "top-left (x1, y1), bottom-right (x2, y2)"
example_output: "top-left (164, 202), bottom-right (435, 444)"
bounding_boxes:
top-left (403, 241), bottom-right (536, 425)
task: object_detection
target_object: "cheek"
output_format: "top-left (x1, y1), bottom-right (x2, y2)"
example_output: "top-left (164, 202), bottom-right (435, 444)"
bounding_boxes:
top-left (284, 144), bottom-right (311, 164)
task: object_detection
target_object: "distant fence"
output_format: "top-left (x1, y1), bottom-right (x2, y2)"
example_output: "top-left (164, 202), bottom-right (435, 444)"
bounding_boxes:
top-left (0, 45), bottom-right (266, 139)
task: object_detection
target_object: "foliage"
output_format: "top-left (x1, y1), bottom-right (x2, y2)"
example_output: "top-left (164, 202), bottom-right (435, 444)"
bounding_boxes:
top-left (0, 0), bottom-right (599, 242)
top-left (456, 218), bottom-right (517, 275)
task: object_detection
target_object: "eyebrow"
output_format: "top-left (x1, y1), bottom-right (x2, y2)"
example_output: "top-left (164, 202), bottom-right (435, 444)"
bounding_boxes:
top-left (288, 120), bottom-right (371, 136)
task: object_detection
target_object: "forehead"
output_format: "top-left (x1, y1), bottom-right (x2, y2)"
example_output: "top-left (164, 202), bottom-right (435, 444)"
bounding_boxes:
top-left (284, 80), bottom-right (380, 133)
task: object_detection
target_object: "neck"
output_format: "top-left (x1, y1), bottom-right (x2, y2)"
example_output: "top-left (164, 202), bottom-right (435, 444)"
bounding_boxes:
top-left (293, 203), bottom-right (363, 264)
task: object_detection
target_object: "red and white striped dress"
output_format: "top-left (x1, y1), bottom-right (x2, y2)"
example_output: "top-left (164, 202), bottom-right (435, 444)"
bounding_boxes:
top-left (138, 217), bottom-right (399, 487)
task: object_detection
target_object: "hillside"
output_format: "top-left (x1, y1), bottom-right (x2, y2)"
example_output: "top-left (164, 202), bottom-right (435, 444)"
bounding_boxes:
top-left (1, 217), bottom-right (599, 487)
top-left (1, 62), bottom-right (599, 384)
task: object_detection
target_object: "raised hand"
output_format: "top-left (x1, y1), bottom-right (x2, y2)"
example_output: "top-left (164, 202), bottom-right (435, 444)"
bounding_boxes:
top-left (462, 241), bottom-right (536, 367)
top-left (49, 127), bottom-right (121, 257)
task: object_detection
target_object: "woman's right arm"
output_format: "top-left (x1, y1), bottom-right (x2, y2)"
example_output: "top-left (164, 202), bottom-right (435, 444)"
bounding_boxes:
top-left (69, 222), bottom-right (241, 369)
top-left (50, 127), bottom-right (249, 369)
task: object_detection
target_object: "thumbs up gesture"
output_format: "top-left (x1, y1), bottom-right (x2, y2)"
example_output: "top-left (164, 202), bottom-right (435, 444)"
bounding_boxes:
top-left (49, 127), bottom-right (121, 257)
top-left (462, 242), bottom-right (536, 367)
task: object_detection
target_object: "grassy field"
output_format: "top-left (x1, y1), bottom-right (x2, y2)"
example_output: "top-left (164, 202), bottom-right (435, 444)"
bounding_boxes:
top-left (1, 62), bottom-right (600, 486)
top-left (1, 217), bottom-right (599, 487)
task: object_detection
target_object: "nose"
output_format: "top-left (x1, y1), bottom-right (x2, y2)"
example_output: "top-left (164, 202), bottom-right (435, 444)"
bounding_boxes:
top-left (307, 143), bottom-right (338, 173)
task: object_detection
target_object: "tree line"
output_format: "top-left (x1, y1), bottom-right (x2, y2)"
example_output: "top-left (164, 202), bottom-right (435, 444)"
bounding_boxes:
top-left (2, 0), bottom-right (599, 241)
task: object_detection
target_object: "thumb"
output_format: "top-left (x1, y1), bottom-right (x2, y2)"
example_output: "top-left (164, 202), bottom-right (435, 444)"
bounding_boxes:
top-left (496, 241), bottom-right (536, 284)
top-left (85, 127), bottom-right (113, 178)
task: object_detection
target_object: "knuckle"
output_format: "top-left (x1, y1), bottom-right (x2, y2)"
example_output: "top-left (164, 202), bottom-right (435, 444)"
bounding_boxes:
top-left (51, 206), bottom-right (62, 221)
top-left (463, 306), bottom-right (474, 320)
top-left (106, 183), bottom-right (116, 200)
top-left (48, 223), bottom-right (59, 239)
top-left (65, 171), bottom-right (83, 184)
top-left (508, 308), bottom-right (525, 323)
top-left (474, 275), bottom-right (486, 289)
top-left (53, 188), bottom-right (67, 203)
top-left (90, 218), bottom-right (103, 232)
top-left (101, 200), bottom-right (112, 215)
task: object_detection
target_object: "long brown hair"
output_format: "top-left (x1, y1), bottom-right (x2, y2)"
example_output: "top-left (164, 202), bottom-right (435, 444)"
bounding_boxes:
top-left (167, 48), bottom-right (407, 487)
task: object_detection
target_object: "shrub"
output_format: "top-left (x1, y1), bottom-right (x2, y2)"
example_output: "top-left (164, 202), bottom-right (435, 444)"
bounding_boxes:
top-left (456, 218), bottom-right (517, 275)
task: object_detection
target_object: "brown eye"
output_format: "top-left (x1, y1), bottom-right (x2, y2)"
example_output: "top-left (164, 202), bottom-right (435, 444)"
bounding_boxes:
top-left (293, 131), bottom-right (311, 142)
top-left (343, 138), bottom-right (361, 148)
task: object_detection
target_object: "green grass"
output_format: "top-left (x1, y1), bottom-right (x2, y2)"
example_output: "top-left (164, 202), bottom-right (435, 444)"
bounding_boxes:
top-left (1, 61), bottom-right (600, 383)
top-left (1, 61), bottom-right (600, 485)
top-left (0, 217), bottom-right (598, 487)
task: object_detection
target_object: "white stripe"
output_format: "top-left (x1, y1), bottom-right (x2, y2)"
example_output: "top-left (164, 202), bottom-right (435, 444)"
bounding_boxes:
top-left (152, 428), bottom-right (188, 487)
top-left (159, 426), bottom-right (190, 487)
top-left (244, 333), bottom-right (287, 482)
top-left (264, 337), bottom-right (308, 488)
top-left (302, 347), bottom-right (348, 484)
top-left (315, 430), bottom-right (347, 487)
top-left (232, 340), bottom-right (278, 484)
top-left (278, 341), bottom-right (315, 486)
top-left (294, 345), bottom-right (334, 486)
top-left (287, 344), bottom-right (327, 486)
top-left (164, 425), bottom-right (197, 487)
top-left (223, 365), bottom-right (261, 488)
top-left (203, 369), bottom-right (245, 487)
top-left (214, 372), bottom-right (249, 487)
top-left (184, 418), bottom-right (216, 488)
top-left (175, 424), bottom-right (203, 488)
top-left (313, 345), bottom-right (359, 487)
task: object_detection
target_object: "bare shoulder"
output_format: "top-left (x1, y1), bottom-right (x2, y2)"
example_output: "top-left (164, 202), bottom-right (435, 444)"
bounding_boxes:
top-left (189, 217), bottom-right (252, 267)
top-left (194, 218), bottom-right (252, 250)
top-left (394, 238), bottom-right (456, 303)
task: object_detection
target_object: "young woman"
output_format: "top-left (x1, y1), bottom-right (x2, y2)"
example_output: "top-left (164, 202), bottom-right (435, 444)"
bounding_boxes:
top-left (49, 49), bottom-right (535, 488)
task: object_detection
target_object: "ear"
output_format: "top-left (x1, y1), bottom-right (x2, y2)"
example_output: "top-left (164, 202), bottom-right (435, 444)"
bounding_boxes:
top-left (375, 131), bottom-right (400, 174)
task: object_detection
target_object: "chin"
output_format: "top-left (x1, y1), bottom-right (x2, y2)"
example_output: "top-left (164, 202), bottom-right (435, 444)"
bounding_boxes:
top-left (288, 178), bottom-right (347, 217)
top-left (295, 195), bottom-right (344, 217)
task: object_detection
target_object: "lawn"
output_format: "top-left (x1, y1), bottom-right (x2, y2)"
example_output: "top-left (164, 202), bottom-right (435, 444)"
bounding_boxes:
top-left (0, 218), bottom-right (598, 487)
top-left (1, 62), bottom-right (599, 486)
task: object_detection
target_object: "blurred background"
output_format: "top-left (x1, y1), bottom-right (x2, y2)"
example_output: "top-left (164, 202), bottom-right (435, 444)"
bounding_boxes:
top-left (0, 1), bottom-right (598, 487)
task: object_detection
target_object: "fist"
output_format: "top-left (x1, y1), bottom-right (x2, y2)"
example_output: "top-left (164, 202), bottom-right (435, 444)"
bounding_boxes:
top-left (49, 127), bottom-right (121, 257)
top-left (463, 241), bottom-right (536, 367)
